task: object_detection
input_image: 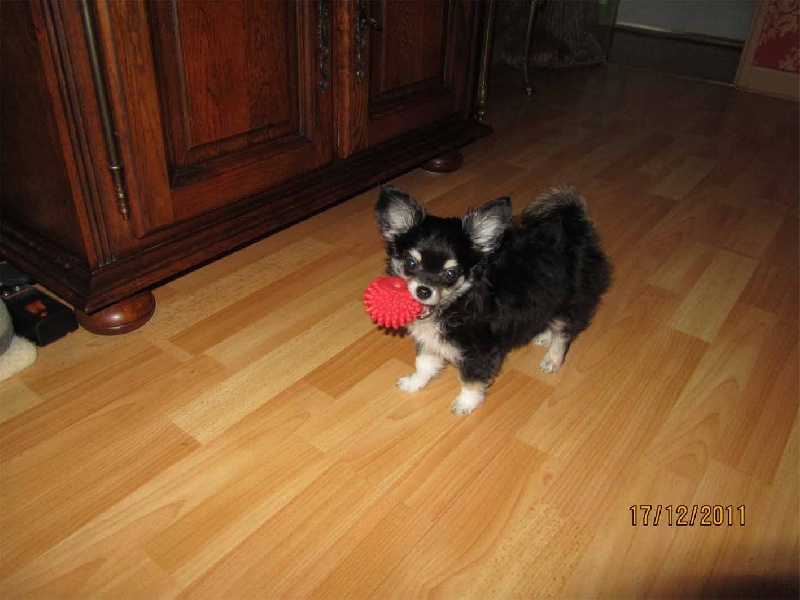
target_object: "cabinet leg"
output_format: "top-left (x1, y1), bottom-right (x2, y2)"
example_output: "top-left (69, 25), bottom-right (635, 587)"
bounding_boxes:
top-left (421, 150), bottom-right (464, 173)
top-left (76, 291), bottom-right (156, 335)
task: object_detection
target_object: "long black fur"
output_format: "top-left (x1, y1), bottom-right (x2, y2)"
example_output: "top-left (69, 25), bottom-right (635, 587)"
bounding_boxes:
top-left (375, 185), bottom-right (611, 410)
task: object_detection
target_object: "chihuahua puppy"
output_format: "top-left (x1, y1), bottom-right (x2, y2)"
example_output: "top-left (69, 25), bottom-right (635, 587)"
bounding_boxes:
top-left (375, 186), bottom-right (611, 414)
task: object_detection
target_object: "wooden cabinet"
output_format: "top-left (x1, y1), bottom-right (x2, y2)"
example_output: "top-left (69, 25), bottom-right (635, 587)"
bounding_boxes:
top-left (338, 0), bottom-right (478, 156)
top-left (106, 0), bottom-right (335, 235)
top-left (1, 0), bottom-right (490, 333)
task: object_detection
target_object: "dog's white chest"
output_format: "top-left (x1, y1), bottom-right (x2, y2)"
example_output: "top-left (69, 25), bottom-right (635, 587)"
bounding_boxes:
top-left (408, 318), bottom-right (461, 364)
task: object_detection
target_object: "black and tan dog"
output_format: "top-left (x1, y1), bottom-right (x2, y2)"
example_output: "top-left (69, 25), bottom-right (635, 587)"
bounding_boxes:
top-left (375, 186), bottom-right (611, 414)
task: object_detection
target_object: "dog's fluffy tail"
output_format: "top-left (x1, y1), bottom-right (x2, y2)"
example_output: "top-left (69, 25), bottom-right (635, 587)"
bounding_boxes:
top-left (520, 187), bottom-right (612, 331)
top-left (519, 186), bottom-right (589, 228)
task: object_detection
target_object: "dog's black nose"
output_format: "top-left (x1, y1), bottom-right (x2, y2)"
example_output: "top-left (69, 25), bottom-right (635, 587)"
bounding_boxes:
top-left (416, 286), bottom-right (432, 300)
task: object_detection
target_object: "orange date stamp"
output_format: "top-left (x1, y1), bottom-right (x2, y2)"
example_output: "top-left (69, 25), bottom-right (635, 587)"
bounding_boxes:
top-left (630, 504), bottom-right (746, 526)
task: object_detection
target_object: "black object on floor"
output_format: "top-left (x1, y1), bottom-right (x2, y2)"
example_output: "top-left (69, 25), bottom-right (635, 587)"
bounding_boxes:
top-left (1, 262), bottom-right (78, 346)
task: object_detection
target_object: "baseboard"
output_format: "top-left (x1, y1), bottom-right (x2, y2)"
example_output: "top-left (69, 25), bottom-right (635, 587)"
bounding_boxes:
top-left (608, 25), bottom-right (744, 83)
top-left (736, 64), bottom-right (799, 100)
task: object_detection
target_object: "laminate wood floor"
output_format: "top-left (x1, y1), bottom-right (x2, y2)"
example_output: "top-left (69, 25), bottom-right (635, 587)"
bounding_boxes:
top-left (2, 65), bottom-right (798, 599)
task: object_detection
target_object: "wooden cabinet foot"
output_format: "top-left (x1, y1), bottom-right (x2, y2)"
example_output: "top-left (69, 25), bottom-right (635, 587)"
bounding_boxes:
top-left (76, 291), bottom-right (156, 335)
top-left (421, 150), bottom-right (464, 173)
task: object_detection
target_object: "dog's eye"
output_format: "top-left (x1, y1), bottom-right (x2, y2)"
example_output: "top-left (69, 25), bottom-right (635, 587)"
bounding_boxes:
top-left (403, 257), bottom-right (419, 272)
top-left (442, 268), bottom-right (459, 283)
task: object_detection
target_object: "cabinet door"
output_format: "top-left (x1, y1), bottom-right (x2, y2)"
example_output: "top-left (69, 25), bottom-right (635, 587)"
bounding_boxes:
top-left (336, 0), bottom-right (477, 157)
top-left (98, 0), bottom-right (334, 236)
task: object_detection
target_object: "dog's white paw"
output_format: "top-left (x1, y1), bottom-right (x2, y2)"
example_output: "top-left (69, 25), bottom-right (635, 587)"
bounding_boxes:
top-left (451, 389), bottom-right (485, 415)
top-left (532, 330), bottom-right (552, 347)
top-left (539, 355), bottom-right (562, 374)
top-left (397, 375), bottom-right (426, 393)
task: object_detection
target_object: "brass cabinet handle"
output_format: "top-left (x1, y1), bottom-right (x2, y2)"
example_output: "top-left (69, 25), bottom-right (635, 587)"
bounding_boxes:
top-left (355, 0), bottom-right (380, 84)
top-left (79, 0), bottom-right (131, 221)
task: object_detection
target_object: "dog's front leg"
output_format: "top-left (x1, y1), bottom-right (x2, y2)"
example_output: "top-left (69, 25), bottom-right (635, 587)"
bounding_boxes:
top-left (452, 354), bottom-right (502, 415)
top-left (397, 352), bottom-right (444, 393)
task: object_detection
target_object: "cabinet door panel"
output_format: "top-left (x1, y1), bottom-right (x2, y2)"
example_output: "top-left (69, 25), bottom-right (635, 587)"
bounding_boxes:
top-left (100, 0), bottom-right (332, 236)
top-left (151, 1), bottom-right (300, 168)
top-left (337, 0), bottom-right (476, 157)
top-left (369, 0), bottom-right (448, 102)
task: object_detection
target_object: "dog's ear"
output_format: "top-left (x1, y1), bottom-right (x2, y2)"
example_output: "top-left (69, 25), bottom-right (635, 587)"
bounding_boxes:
top-left (463, 197), bottom-right (512, 253)
top-left (375, 186), bottom-right (425, 242)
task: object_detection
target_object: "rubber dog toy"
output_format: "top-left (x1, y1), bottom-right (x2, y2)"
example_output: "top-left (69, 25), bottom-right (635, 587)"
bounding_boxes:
top-left (362, 277), bottom-right (423, 329)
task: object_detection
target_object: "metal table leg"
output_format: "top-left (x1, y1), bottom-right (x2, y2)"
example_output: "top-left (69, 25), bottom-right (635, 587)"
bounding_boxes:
top-left (476, 0), bottom-right (496, 122)
top-left (523, 0), bottom-right (541, 96)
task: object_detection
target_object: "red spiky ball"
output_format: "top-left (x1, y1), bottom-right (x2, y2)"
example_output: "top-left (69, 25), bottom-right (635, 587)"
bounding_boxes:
top-left (363, 277), bottom-right (423, 329)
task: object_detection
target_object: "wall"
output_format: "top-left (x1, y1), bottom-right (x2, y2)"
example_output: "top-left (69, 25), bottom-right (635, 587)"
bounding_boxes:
top-left (615, 0), bottom-right (757, 41)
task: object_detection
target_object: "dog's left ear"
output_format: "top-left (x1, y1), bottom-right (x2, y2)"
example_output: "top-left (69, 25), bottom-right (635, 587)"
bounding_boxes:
top-left (463, 197), bottom-right (512, 253)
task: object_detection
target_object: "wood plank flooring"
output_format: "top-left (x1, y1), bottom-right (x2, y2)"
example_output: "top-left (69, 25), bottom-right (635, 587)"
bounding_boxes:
top-left (1, 65), bottom-right (798, 599)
